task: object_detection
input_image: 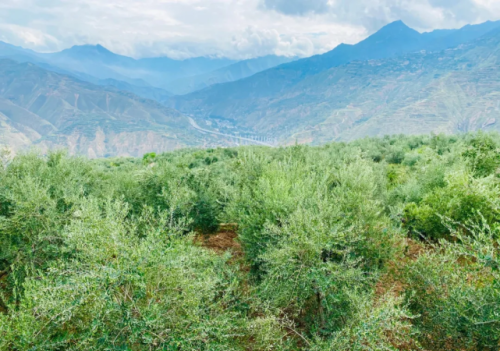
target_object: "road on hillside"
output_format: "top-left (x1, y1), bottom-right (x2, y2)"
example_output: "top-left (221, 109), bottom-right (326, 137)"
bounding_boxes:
top-left (187, 117), bottom-right (274, 147)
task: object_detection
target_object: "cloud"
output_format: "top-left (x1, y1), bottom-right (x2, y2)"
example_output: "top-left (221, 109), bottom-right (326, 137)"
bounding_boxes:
top-left (0, 0), bottom-right (498, 59)
top-left (262, 0), bottom-right (330, 15)
top-left (265, 0), bottom-right (498, 31)
top-left (0, 23), bottom-right (60, 50)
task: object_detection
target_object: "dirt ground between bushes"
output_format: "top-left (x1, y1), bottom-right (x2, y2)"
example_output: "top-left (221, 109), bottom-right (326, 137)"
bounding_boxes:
top-left (375, 238), bottom-right (426, 299)
top-left (195, 223), bottom-right (243, 258)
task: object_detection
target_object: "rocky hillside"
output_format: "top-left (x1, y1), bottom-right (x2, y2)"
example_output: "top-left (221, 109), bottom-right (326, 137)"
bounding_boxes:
top-left (171, 21), bottom-right (500, 144)
top-left (0, 60), bottom-right (215, 157)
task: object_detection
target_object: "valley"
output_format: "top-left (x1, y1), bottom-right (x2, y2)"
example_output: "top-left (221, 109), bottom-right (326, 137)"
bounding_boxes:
top-left (172, 21), bottom-right (500, 144)
top-left (2, 20), bottom-right (500, 156)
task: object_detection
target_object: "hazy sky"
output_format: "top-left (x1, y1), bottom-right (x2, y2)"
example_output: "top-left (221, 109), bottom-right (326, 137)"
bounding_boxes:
top-left (0, 0), bottom-right (499, 59)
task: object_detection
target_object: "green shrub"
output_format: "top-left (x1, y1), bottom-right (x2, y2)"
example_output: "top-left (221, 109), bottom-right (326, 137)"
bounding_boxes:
top-left (311, 295), bottom-right (419, 351)
top-left (403, 170), bottom-right (500, 240)
top-left (142, 152), bottom-right (156, 164)
top-left (403, 224), bottom-right (500, 350)
top-left (462, 131), bottom-right (500, 177)
top-left (1, 199), bottom-right (251, 350)
top-left (1, 132), bottom-right (500, 350)
top-left (386, 147), bottom-right (406, 164)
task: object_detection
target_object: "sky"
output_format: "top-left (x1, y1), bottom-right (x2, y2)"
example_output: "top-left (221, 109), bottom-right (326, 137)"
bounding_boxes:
top-left (0, 0), bottom-right (499, 59)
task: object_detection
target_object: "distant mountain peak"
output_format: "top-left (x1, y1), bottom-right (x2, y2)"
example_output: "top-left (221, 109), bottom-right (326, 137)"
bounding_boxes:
top-left (385, 20), bottom-right (407, 27)
top-left (68, 44), bottom-right (112, 54)
top-left (375, 20), bottom-right (416, 35)
top-left (359, 20), bottom-right (421, 47)
top-left (55, 44), bottom-right (125, 63)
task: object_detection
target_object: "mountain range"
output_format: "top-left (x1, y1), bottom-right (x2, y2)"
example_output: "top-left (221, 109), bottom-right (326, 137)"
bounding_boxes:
top-left (0, 42), bottom-right (296, 97)
top-left (0, 60), bottom-right (227, 157)
top-left (170, 20), bottom-right (500, 143)
top-left (2, 19), bottom-right (500, 156)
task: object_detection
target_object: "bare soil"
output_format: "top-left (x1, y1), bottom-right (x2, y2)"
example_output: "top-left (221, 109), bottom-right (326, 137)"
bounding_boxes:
top-left (195, 223), bottom-right (243, 258)
top-left (375, 238), bottom-right (426, 300)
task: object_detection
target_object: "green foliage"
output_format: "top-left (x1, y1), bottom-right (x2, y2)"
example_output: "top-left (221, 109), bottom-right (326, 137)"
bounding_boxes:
top-left (403, 223), bottom-right (500, 350)
top-left (462, 131), bottom-right (500, 177)
top-left (1, 132), bottom-right (500, 350)
top-left (1, 200), bottom-right (247, 350)
top-left (403, 169), bottom-right (500, 240)
top-left (310, 295), bottom-right (420, 351)
top-left (142, 152), bottom-right (156, 164)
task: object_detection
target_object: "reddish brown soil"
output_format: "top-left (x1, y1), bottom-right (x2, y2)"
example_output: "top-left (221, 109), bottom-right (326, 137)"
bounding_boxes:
top-left (0, 270), bottom-right (8, 314)
top-left (373, 239), bottom-right (430, 351)
top-left (195, 223), bottom-right (243, 258)
top-left (375, 239), bottom-right (426, 300)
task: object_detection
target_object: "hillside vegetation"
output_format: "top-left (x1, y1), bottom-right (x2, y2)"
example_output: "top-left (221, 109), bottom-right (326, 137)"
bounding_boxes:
top-left (1, 132), bottom-right (499, 350)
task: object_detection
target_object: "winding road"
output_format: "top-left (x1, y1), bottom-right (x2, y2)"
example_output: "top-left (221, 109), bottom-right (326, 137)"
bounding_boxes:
top-left (188, 117), bottom-right (274, 147)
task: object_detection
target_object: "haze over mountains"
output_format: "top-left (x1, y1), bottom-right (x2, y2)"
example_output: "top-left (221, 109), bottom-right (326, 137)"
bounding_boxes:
top-left (0, 42), bottom-right (295, 97)
top-left (1, 20), bottom-right (500, 156)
